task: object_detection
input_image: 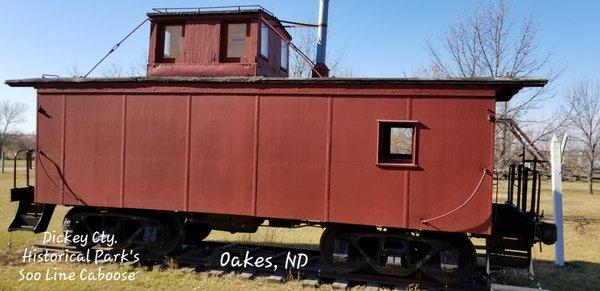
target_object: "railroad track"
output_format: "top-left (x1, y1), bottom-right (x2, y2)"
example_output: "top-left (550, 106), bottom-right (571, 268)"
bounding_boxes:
top-left (27, 242), bottom-right (533, 290)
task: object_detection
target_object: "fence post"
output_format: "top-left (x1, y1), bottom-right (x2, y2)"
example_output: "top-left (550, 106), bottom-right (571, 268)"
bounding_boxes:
top-left (550, 134), bottom-right (565, 267)
top-left (1, 151), bottom-right (4, 173)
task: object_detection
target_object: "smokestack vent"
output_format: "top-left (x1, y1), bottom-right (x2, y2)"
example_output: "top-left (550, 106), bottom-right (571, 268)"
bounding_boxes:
top-left (312, 0), bottom-right (330, 77)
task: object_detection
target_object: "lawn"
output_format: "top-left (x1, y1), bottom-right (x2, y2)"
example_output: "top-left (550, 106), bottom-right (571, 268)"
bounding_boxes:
top-left (0, 168), bottom-right (598, 290)
top-left (492, 180), bottom-right (600, 290)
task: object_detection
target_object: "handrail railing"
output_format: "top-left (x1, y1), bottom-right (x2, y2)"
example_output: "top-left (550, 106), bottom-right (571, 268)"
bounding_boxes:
top-left (506, 156), bottom-right (544, 221)
top-left (151, 5), bottom-right (274, 16)
top-left (13, 149), bottom-right (34, 188)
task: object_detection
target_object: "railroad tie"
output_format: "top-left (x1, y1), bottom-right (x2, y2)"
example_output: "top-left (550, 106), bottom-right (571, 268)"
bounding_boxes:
top-left (238, 272), bottom-right (255, 280)
top-left (300, 277), bottom-right (319, 287)
top-left (331, 279), bottom-right (349, 289)
top-left (207, 269), bottom-right (226, 277)
top-left (265, 274), bottom-right (285, 283)
top-left (364, 282), bottom-right (381, 291)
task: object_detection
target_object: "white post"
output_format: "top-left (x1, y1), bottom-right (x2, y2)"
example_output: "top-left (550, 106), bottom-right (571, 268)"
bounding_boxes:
top-left (550, 134), bottom-right (565, 267)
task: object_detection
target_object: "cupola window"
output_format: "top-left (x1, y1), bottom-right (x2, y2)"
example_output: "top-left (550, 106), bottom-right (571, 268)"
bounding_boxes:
top-left (225, 23), bottom-right (248, 59)
top-left (163, 25), bottom-right (182, 59)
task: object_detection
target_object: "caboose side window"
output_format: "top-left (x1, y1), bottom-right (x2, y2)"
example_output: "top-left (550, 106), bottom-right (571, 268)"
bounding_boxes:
top-left (163, 25), bottom-right (182, 59)
top-left (377, 121), bottom-right (418, 166)
top-left (225, 23), bottom-right (248, 59)
top-left (260, 23), bottom-right (269, 58)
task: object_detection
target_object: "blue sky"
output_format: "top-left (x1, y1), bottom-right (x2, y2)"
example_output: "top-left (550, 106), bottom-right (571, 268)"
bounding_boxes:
top-left (1, 1), bottom-right (598, 133)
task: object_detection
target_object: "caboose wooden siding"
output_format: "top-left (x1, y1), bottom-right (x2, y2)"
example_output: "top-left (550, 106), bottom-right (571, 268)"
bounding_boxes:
top-left (8, 77), bottom-right (545, 235)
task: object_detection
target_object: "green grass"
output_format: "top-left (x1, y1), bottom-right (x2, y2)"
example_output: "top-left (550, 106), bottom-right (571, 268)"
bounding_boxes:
top-left (0, 170), bottom-right (598, 290)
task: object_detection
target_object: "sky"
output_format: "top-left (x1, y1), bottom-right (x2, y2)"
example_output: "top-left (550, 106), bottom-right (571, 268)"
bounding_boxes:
top-left (1, 0), bottom-right (599, 133)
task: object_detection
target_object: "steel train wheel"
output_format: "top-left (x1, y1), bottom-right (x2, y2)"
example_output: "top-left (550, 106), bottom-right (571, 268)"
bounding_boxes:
top-left (62, 207), bottom-right (100, 250)
top-left (421, 233), bottom-right (477, 285)
top-left (64, 208), bottom-right (144, 251)
top-left (320, 226), bottom-right (369, 273)
top-left (183, 221), bottom-right (212, 246)
top-left (144, 212), bottom-right (185, 256)
top-left (63, 207), bottom-right (185, 256)
top-left (319, 226), bottom-right (477, 285)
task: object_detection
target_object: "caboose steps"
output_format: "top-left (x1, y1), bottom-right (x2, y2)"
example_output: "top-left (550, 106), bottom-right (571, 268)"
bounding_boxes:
top-left (8, 149), bottom-right (57, 233)
top-left (8, 186), bottom-right (56, 233)
top-left (486, 204), bottom-right (535, 270)
top-left (485, 237), bottom-right (532, 270)
top-left (10, 185), bottom-right (34, 202)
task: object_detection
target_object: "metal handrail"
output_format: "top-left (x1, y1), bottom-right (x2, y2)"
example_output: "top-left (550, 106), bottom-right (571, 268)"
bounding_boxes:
top-left (151, 5), bottom-right (274, 16)
top-left (13, 149), bottom-right (34, 188)
top-left (506, 160), bottom-right (544, 221)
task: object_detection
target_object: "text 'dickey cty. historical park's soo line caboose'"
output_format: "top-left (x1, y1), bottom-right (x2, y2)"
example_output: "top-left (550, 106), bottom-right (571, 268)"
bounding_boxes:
top-left (5, 4), bottom-right (557, 285)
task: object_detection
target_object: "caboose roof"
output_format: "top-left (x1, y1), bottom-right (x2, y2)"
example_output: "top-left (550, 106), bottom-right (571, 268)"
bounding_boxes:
top-left (4, 76), bottom-right (546, 102)
top-left (147, 7), bottom-right (292, 40)
top-left (147, 8), bottom-right (265, 17)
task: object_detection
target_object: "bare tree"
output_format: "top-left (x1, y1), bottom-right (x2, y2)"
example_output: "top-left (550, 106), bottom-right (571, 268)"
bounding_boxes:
top-left (128, 51), bottom-right (149, 76)
top-left (0, 100), bottom-right (28, 153)
top-left (288, 28), bottom-right (356, 78)
top-left (563, 79), bottom-right (600, 194)
top-left (67, 50), bottom-right (148, 78)
top-left (4, 133), bottom-right (35, 157)
top-left (101, 63), bottom-right (126, 78)
top-left (65, 60), bottom-right (83, 77)
top-left (424, 0), bottom-right (560, 168)
top-left (101, 51), bottom-right (148, 77)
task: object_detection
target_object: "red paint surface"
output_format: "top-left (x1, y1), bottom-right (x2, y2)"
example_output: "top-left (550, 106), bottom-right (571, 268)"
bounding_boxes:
top-left (408, 97), bottom-right (495, 233)
top-left (33, 82), bottom-right (499, 234)
top-left (63, 95), bottom-right (122, 207)
top-left (329, 97), bottom-right (409, 227)
top-left (123, 95), bottom-right (188, 210)
top-left (256, 96), bottom-right (329, 221)
top-left (188, 95), bottom-right (256, 215)
top-left (36, 94), bottom-right (63, 204)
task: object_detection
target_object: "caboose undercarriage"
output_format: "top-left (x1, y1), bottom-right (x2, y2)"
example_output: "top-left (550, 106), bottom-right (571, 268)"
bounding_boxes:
top-left (56, 206), bottom-right (478, 285)
top-left (8, 153), bottom-right (556, 285)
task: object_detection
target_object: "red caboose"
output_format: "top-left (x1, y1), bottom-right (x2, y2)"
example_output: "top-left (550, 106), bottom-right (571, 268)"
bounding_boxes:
top-left (6, 6), bottom-right (556, 285)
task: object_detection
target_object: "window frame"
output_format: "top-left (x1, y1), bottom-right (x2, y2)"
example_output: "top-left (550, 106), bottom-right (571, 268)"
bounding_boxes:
top-left (376, 120), bottom-right (419, 168)
top-left (260, 22), bottom-right (269, 60)
top-left (157, 23), bottom-right (184, 63)
top-left (280, 39), bottom-right (289, 71)
top-left (220, 22), bottom-right (250, 63)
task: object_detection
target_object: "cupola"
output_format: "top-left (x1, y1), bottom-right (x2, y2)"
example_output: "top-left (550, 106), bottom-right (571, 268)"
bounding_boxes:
top-left (146, 6), bottom-right (292, 77)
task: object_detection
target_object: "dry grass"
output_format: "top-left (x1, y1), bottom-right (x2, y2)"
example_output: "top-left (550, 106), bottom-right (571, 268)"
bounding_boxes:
top-left (494, 180), bottom-right (600, 289)
top-left (0, 169), bottom-right (598, 290)
top-left (0, 170), bottom-right (322, 290)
